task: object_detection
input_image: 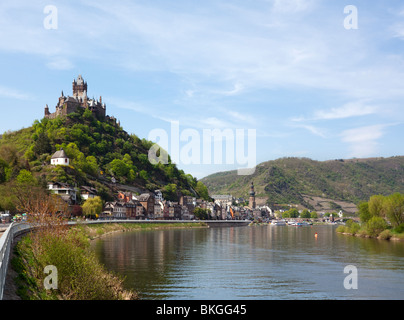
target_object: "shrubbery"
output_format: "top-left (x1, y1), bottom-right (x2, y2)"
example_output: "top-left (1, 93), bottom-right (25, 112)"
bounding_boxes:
top-left (13, 224), bottom-right (137, 300)
top-left (366, 216), bottom-right (388, 237)
top-left (338, 194), bottom-right (404, 240)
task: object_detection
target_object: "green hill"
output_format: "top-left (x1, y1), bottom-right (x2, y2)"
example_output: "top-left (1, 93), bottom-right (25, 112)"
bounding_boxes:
top-left (201, 156), bottom-right (404, 211)
top-left (0, 108), bottom-right (206, 210)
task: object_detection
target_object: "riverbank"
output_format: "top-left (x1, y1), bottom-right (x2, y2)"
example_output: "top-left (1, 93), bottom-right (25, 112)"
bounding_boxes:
top-left (336, 224), bottom-right (404, 241)
top-left (4, 221), bottom-right (208, 300)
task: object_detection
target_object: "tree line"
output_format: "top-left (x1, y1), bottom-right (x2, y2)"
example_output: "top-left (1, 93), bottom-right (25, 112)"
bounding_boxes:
top-left (338, 193), bottom-right (404, 239)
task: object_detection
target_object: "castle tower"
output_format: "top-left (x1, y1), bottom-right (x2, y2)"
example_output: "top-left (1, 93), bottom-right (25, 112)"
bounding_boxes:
top-left (249, 182), bottom-right (256, 209)
top-left (72, 74), bottom-right (87, 101)
top-left (44, 104), bottom-right (50, 117)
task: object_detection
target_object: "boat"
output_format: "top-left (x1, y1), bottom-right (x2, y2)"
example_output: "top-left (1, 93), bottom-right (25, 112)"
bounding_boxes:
top-left (288, 220), bottom-right (312, 226)
top-left (270, 220), bottom-right (287, 226)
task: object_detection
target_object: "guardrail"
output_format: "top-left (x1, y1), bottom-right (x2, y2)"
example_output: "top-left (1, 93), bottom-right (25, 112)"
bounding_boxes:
top-left (0, 222), bottom-right (32, 300)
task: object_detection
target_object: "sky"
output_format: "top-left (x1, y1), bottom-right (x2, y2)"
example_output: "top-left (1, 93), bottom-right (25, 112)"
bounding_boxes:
top-left (1, 0), bottom-right (404, 179)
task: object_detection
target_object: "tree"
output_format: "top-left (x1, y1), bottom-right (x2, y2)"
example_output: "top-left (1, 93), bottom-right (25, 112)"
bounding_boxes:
top-left (163, 183), bottom-right (178, 201)
top-left (83, 156), bottom-right (99, 176)
top-left (0, 159), bottom-right (11, 183)
top-left (11, 182), bottom-right (69, 227)
top-left (288, 208), bottom-right (299, 218)
top-left (16, 169), bottom-right (36, 185)
top-left (108, 159), bottom-right (129, 177)
top-left (358, 201), bottom-right (371, 223)
top-left (384, 193), bottom-right (404, 227)
top-left (300, 209), bottom-right (310, 218)
top-left (33, 131), bottom-right (52, 155)
top-left (366, 216), bottom-right (388, 237)
top-left (368, 195), bottom-right (386, 218)
top-left (195, 181), bottom-right (210, 201)
top-left (194, 207), bottom-right (209, 220)
top-left (139, 170), bottom-right (149, 181)
top-left (82, 196), bottom-right (103, 218)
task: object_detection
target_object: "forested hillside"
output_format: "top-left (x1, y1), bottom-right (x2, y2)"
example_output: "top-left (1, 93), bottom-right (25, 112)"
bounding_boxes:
top-left (201, 156), bottom-right (404, 210)
top-left (0, 108), bottom-right (209, 211)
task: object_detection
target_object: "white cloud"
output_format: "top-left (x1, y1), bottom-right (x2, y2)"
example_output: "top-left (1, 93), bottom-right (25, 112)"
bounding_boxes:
top-left (295, 124), bottom-right (326, 138)
top-left (313, 102), bottom-right (378, 121)
top-left (46, 58), bottom-right (75, 70)
top-left (341, 124), bottom-right (386, 158)
top-left (272, 0), bottom-right (316, 13)
top-left (0, 85), bottom-right (34, 101)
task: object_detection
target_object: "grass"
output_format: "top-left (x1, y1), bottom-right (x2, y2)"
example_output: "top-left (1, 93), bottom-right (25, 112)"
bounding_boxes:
top-left (12, 224), bottom-right (137, 300)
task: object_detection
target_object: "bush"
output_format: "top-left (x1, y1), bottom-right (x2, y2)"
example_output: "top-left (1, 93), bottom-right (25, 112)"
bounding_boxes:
top-left (378, 229), bottom-right (392, 240)
top-left (14, 226), bottom-right (137, 300)
top-left (336, 225), bottom-right (346, 233)
top-left (357, 229), bottom-right (369, 237)
top-left (366, 216), bottom-right (388, 237)
top-left (344, 220), bottom-right (361, 235)
top-left (349, 222), bottom-right (361, 235)
top-left (392, 223), bottom-right (404, 234)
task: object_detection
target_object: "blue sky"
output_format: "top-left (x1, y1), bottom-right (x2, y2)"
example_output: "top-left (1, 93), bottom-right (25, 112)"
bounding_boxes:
top-left (1, 0), bottom-right (404, 179)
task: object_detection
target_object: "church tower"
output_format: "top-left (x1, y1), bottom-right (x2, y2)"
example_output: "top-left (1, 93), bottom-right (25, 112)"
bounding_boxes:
top-left (249, 182), bottom-right (256, 209)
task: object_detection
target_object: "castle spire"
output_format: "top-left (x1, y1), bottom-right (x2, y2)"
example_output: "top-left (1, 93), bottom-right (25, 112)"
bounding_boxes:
top-left (44, 104), bottom-right (50, 117)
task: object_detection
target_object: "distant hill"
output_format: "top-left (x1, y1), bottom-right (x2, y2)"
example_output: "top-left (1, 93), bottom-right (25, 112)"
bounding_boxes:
top-left (201, 156), bottom-right (404, 212)
top-left (0, 108), bottom-right (206, 208)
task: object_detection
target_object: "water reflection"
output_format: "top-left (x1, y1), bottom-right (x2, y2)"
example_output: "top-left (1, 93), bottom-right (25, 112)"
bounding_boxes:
top-left (92, 226), bottom-right (404, 300)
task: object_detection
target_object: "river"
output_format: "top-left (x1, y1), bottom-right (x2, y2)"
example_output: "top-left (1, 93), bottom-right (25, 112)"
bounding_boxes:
top-left (92, 225), bottom-right (404, 300)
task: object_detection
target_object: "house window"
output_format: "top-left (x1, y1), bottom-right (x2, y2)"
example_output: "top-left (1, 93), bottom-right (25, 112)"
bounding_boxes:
top-left (65, 158), bottom-right (67, 163)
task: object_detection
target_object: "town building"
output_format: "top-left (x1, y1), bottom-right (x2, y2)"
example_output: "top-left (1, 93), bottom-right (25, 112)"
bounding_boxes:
top-left (154, 190), bottom-right (164, 201)
top-left (138, 193), bottom-right (155, 218)
top-left (211, 194), bottom-right (234, 205)
top-left (48, 181), bottom-right (77, 204)
top-left (104, 201), bottom-right (126, 219)
top-left (50, 149), bottom-right (70, 166)
top-left (154, 200), bottom-right (164, 219)
top-left (80, 186), bottom-right (97, 200)
top-left (103, 199), bottom-right (145, 220)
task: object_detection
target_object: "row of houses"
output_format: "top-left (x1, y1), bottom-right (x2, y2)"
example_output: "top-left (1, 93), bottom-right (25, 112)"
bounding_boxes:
top-left (48, 180), bottom-right (274, 220)
top-left (104, 192), bottom-right (197, 220)
top-left (103, 191), bottom-right (274, 220)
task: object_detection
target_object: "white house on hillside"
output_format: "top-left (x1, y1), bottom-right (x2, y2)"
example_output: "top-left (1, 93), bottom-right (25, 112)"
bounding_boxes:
top-left (51, 149), bottom-right (70, 166)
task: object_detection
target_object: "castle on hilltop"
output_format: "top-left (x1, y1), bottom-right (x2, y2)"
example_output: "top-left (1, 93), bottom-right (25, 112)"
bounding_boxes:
top-left (44, 75), bottom-right (107, 120)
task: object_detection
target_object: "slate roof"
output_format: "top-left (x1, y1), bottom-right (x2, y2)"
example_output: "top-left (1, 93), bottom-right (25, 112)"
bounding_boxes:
top-left (51, 149), bottom-right (68, 159)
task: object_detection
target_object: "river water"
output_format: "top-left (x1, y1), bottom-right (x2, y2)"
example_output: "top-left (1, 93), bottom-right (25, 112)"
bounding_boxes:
top-left (92, 225), bottom-right (404, 300)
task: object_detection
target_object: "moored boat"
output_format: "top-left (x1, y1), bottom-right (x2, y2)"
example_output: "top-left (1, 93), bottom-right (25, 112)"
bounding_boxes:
top-left (270, 220), bottom-right (287, 226)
